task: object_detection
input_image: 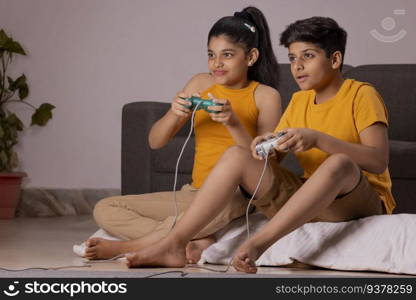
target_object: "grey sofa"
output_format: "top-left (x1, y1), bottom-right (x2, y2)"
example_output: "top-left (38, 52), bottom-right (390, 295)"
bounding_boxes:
top-left (122, 64), bottom-right (416, 214)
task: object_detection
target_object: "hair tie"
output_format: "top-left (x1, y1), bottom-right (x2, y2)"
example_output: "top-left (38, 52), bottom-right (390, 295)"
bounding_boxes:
top-left (234, 11), bottom-right (256, 33)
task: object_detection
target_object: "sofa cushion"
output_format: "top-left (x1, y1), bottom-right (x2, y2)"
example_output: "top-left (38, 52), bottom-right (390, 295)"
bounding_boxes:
top-left (389, 140), bottom-right (416, 179)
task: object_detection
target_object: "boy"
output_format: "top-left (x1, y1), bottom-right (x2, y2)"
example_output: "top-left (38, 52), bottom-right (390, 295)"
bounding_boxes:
top-left (125, 17), bottom-right (396, 273)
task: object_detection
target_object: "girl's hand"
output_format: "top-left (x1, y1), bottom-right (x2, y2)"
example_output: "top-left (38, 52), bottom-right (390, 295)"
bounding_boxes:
top-left (207, 93), bottom-right (238, 126)
top-left (276, 128), bottom-right (318, 152)
top-left (250, 132), bottom-right (277, 160)
top-left (170, 92), bottom-right (194, 118)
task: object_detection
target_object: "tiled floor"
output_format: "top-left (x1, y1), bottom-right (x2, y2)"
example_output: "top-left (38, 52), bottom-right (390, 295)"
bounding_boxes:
top-left (0, 216), bottom-right (411, 278)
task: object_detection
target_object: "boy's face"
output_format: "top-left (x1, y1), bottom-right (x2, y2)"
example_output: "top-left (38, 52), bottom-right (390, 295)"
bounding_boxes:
top-left (287, 42), bottom-right (336, 91)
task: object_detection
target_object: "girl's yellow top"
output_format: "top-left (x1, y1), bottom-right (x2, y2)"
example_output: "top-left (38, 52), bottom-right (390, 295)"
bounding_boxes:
top-left (192, 81), bottom-right (260, 188)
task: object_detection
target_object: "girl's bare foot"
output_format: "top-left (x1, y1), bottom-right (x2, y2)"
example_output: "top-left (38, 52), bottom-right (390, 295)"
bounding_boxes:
top-left (232, 241), bottom-right (261, 273)
top-left (125, 238), bottom-right (186, 268)
top-left (185, 235), bottom-right (216, 264)
top-left (84, 238), bottom-right (143, 260)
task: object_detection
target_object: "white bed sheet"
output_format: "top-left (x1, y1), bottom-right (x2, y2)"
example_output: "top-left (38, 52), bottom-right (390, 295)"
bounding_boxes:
top-left (74, 213), bottom-right (416, 275)
top-left (201, 213), bottom-right (416, 275)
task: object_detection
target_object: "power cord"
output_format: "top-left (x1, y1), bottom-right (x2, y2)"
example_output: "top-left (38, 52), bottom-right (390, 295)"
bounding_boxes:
top-left (170, 101), bottom-right (202, 231)
top-left (0, 264), bottom-right (92, 272)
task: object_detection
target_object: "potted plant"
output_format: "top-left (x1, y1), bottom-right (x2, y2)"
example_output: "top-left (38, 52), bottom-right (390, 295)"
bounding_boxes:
top-left (0, 29), bottom-right (55, 218)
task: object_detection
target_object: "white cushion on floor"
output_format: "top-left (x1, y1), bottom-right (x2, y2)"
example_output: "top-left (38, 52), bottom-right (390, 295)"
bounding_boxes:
top-left (200, 213), bottom-right (416, 275)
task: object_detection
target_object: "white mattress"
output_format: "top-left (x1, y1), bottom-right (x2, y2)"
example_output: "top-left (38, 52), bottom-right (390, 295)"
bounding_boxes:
top-left (74, 213), bottom-right (416, 275)
top-left (201, 213), bottom-right (416, 275)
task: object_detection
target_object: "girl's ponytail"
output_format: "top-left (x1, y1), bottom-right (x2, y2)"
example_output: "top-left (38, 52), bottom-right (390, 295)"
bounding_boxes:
top-left (238, 7), bottom-right (279, 90)
top-left (208, 6), bottom-right (279, 90)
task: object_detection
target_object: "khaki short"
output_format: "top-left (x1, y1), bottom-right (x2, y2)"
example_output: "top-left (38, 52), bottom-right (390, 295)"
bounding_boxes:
top-left (251, 159), bottom-right (384, 222)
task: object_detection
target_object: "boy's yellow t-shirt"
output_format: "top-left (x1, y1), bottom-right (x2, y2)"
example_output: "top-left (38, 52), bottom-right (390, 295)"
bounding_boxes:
top-left (191, 81), bottom-right (260, 189)
top-left (275, 79), bottom-right (396, 214)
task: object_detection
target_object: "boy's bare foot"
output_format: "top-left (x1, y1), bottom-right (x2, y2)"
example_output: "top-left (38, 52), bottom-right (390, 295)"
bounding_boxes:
top-left (84, 238), bottom-right (143, 260)
top-left (232, 241), bottom-right (261, 274)
top-left (185, 235), bottom-right (216, 264)
top-left (125, 238), bottom-right (186, 268)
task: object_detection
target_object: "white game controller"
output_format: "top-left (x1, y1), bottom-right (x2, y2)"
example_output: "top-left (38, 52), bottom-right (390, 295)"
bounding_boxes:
top-left (255, 132), bottom-right (286, 158)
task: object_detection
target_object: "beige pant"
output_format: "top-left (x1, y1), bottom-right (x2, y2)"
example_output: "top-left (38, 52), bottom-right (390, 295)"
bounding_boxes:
top-left (93, 184), bottom-right (249, 240)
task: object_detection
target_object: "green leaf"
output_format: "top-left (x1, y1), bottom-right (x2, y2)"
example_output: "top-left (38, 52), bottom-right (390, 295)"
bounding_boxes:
top-left (6, 113), bottom-right (24, 131)
top-left (3, 39), bottom-right (26, 55)
top-left (7, 76), bottom-right (14, 90)
top-left (0, 29), bottom-right (9, 47)
top-left (8, 74), bottom-right (26, 91)
top-left (0, 30), bottom-right (26, 55)
top-left (31, 103), bottom-right (55, 126)
top-left (6, 126), bottom-right (18, 146)
top-left (6, 74), bottom-right (29, 99)
top-left (19, 82), bottom-right (29, 99)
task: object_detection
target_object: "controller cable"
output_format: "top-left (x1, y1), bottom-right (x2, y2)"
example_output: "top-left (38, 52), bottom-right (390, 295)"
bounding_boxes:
top-left (0, 265), bottom-right (91, 272)
top-left (169, 101), bottom-right (202, 231)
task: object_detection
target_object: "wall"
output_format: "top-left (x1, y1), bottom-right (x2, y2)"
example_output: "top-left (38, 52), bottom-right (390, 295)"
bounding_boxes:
top-left (0, 0), bottom-right (415, 188)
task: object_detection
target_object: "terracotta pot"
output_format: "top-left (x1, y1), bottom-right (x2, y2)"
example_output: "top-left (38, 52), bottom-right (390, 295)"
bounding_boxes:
top-left (0, 172), bottom-right (27, 219)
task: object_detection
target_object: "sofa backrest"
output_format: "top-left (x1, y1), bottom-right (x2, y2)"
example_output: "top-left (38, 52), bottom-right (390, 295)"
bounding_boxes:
top-left (344, 64), bottom-right (416, 141)
top-left (122, 102), bottom-right (194, 195)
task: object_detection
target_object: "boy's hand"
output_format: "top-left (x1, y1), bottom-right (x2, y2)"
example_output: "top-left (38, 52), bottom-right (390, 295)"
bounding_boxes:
top-left (277, 128), bottom-right (318, 152)
top-left (251, 132), bottom-right (277, 160)
top-left (207, 93), bottom-right (238, 126)
top-left (171, 92), bottom-right (194, 118)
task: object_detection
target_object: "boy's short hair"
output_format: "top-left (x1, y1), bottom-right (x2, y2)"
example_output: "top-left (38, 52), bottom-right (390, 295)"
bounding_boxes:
top-left (280, 17), bottom-right (347, 69)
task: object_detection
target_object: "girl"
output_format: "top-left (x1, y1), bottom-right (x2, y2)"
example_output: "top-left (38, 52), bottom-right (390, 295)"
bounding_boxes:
top-left (85, 6), bottom-right (282, 263)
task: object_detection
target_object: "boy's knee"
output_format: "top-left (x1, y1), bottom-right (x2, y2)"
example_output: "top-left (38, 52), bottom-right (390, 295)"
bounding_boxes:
top-left (324, 153), bottom-right (358, 178)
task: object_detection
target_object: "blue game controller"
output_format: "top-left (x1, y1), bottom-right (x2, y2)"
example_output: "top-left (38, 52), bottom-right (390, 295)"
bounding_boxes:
top-left (179, 96), bottom-right (223, 113)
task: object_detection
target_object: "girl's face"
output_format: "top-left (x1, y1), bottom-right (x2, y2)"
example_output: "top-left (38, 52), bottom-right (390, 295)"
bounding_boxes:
top-left (207, 35), bottom-right (251, 89)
